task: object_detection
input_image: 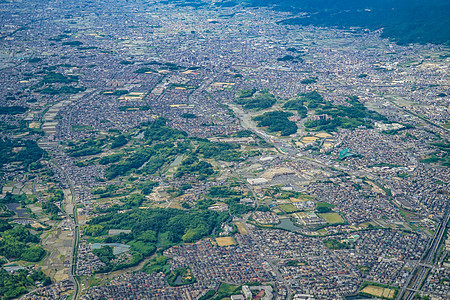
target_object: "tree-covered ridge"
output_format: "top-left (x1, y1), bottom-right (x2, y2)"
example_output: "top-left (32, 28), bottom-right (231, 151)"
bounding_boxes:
top-left (244, 0), bottom-right (450, 45)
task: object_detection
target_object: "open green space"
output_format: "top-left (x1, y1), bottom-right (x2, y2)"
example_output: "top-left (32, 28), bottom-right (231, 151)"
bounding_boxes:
top-left (278, 203), bottom-right (300, 213)
top-left (318, 213), bottom-right (345, 224)
top-left (202, 283), bottom-right (242, 300)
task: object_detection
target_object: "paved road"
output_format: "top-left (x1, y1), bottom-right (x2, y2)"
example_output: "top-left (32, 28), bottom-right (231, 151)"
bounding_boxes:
top-left (399, 208), bottom-right (450, 300)
top-left (50, 158), bottom-right (82, 300)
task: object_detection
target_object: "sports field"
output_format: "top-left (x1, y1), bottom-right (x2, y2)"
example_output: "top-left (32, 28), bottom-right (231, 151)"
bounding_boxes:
top-left (361, 285), bottom-right (395, 299)
top-left (216, 237), bottom-right (236, 247)
top-left (318, 213), bottom-right (345, 224)
top-left (278, 204), bottom-right (299, 213)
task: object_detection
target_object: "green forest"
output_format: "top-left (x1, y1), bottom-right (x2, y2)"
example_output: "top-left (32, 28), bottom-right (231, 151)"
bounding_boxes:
top-left (246, 0), bottom-right (450, 45)
top-left (253, 111), bottom-right (298, 136)
top-left (84, 208), bottom-right (227, 272)
top-left (304, 96), bottom-right (388, 132)
top-left (0, 138), bottom-right (45, 170)
top-left (234, 89), bottom-right (277, 110)
top-left (0, 268), bottom-right (51, 300)
top-left (0, 220), bottom-right (46, 262)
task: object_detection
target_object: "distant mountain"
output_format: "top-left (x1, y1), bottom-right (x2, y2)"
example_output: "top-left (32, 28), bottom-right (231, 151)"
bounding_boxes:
top-left (239, 0), bottom-right (450, 45)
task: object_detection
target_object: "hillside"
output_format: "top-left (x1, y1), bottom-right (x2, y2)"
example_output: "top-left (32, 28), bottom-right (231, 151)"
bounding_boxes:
top-left (244, 0), bottom-right (450, 45)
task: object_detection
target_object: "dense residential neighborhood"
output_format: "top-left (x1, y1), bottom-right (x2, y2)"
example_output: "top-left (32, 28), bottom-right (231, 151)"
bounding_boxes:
top-left (0, 0), bottom-right (449, 299)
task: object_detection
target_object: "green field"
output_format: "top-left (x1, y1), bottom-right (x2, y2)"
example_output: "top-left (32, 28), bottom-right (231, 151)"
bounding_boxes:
top-left (318, 213), bottom-right (345, 224)
top-left (278, 204), bottom-right (299, 213)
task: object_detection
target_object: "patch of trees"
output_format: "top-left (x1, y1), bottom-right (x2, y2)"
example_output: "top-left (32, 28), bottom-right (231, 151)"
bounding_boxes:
top-left (0, 138), bottom-right (44, 169)
top-left (99, 154), bottom-right (122, 165)
top-left (168, 83), bottom-right (198, 89)
top-left (101, 90), bottom-right (129, 96)
top-left (119, 60), bottom-right (134, 65)
top-left (0, 106), bottom-right (27, 115)
top-left (104, 133), bottom-right (186, 179)
top-left (0, 268), bottom-right (51, 300)
top-left (135, 67), bottom-right (155, 73)
top-left (208, 186), bottom-right (242, 198)
top-left (141, 181), bottom-right (159, 195)
top-left (0, 193), bottom-right (28, 205)
top-left (42, 202), bottom-right (61, 220)
top-left (142, 255), bottom-right (170, 274)
top-left (181, 113), bottom-right (197, 119)
top-left (85, 208), bottom-right (226, 272)
top-left (67, 138), bottom-right (103, 157)
top-left (253, 111), bottom-right (298, 136)
top-left (92, 184), bottom-right (120, 198)
top-left (324, 238), bottom-right (353, 250)
top-left (49, 34), bottom-right (70, 41)
top-left (304, 95), bottom-right (388, 132)
top-left (195, 141), bottom-right (243, 162)
top-left (93, 245), bottom-right (143, 273)
top-left (0, 223), bottom-right (46, 262)
top-left (300, 91), bottom-right (326, 109)
top-left (300, 77), bottom-right (318, 84)
top-left (104, 148), bottom-right (154, 179)
top-left (278, 55), bottom-right (294, 61)
top-left (118, 105), bottom-right (151, 111)
top-left (111, 135), bottom-right (128, 149)
top-left (41, 72), bottom-right (78, 84)
top-left (234, 89), bottom-right (276, 110)
top-left (206, 186), bottom-right (253, 217)
top-left (175, 156), bottom-right (214, 180)
top-left (102, 118), bottom-right (248, 180)
top-left (144, 118), bottom-right (188, 143)
top-left (283, 99), bottom-right (307, 118)
top-left (277, 55), bottom-right (303, 62)
top-left (62, 41), bottom-right (83, 46)
top-left (167, 267), bottom-right (196, 286)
